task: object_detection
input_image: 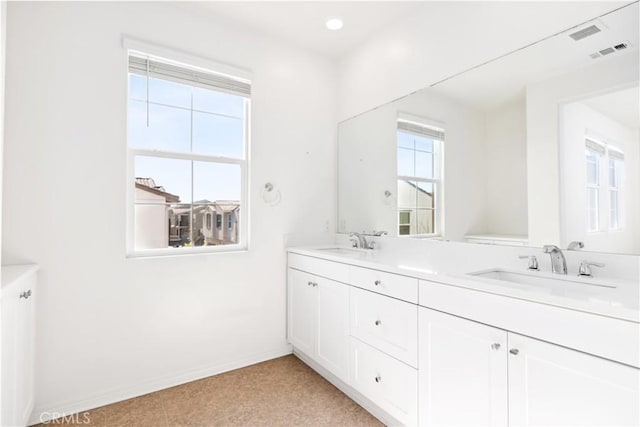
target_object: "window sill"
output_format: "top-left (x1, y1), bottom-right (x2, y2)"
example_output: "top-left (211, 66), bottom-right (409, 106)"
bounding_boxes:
top-left (127, 244), bottom-right (248, 259)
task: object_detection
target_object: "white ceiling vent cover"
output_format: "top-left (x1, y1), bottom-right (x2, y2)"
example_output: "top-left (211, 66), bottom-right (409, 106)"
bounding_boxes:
top-left (569, 24), bottom-right (602, 41)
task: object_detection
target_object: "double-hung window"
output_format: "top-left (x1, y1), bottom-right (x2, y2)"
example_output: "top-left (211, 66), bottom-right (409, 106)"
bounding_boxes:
top-left (396, 116), bottom-right (444, 237)
top-left (585, 138), bottom-right (624, 233)
top-left (127, 45), bottom-right (250, 255)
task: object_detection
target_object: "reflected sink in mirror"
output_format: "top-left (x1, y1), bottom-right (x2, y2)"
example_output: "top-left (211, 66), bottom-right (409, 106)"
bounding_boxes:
top-left (469, 268), bottom-right (617, 293)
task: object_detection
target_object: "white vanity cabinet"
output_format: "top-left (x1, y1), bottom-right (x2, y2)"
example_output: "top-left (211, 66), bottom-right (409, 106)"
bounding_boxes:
top-left (1, 265), bottom-right (38, 427)
top-left (288, 249), bottom-right (639, 427)
top-left (418, 307), bottom-right (639, 427)
top-left (508, 333), bottom-right (640, 426)
top-left (287, 259), bottom-right (350, 383)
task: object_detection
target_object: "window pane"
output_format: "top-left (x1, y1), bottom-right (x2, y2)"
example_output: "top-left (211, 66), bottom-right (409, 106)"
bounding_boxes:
top-left (192, 112), bottom-right (244, 158)
top-left (610, 191), bottom-right (619, 229)
top-left (416, 209), bottom-right (435, 235)
top-left (193, 86), bottom-right (245, 118)
top-left (399, 211), bottom-right (411, 224)
top-left (397, 179), bottom-right (417, 208)
top-left (414, 136), bottom-right (433, 153)
top-left (417, 182), bottom-right (434, 209)
top-left (415, 151), bottom-right (434, 179)
top-left (586, 188), bottom-right (599, 232)
top-left (397, 148), bottom-right (415, 176)
top-left (586, 151), bottom-right (599, 185)
top-left (135, 156), bottom-right (191, 203)
top-left (193, 162), bottom-right (241, 203)
top-left (398, 131), bottom-right (414, 149)
top-left (149, 77), bottom-right (192, 109)
top-left (128, 101), bottom-right (191, 153)
top-left (129, 74), bottom-right (147, 101)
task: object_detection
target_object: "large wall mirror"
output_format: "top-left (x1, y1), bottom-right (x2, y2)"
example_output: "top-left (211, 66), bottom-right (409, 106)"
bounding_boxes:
top-left (337, 2), bottom-right (639, 255)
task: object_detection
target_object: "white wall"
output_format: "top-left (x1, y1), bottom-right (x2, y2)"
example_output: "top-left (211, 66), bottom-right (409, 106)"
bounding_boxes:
top-left (560, 101), bottom-right (639, 254)
top-left (337, 2), bottom-right (627, 121)
top-left (483, 97), bottom-right (528, 236)
top-left (3, 1), bottom-right (337, 420)
top-left (526, 53), bottom-right (639, 247)
top-left (0, 0), bottom-right (6, 417)
top-left (338, 88), bottom-right (486, 241)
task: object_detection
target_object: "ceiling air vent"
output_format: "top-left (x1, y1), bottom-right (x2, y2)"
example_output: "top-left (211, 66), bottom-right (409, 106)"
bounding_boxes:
top-left (569, 24), bottom-right (602, 41)
top-left (589, 52), bottom-right (601, 59)
top-left (599, 47), bottom-right (616, 56)
top-left (614, 43), bottom-right (628, 50)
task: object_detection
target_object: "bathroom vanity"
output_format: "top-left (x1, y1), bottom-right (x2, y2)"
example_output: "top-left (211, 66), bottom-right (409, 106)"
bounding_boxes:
top-left (286, 242), bottom-right (639, 426)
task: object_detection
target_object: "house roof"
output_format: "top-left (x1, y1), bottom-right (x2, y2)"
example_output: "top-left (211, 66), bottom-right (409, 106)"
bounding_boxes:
top-left (135, 177), bottom-right (180, 203)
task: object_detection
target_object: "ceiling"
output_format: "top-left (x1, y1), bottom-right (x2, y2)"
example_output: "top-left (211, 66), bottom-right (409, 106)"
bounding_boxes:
top-left (188, 1), bottom-right (425, 59)
top-left (583, 86), bottom-right (640, 129)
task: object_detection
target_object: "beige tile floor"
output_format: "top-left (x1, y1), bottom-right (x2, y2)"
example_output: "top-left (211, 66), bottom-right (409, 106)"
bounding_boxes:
top-left (35, 355), bottom-right (383, 427)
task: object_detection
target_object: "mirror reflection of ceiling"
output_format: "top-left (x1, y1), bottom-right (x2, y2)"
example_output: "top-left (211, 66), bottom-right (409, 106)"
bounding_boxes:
top-left (430, 3), bottom-right (639, 112)
top-left (582, 87), bottom-right (640, 128)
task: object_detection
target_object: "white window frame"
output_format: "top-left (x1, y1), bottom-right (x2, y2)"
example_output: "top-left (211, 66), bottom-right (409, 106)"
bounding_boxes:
top-left (124, 38), bottom-right (251, 257)
top-left (396, 114), bottom-right (445, 238)
top-left (585, 143), bottom-right (601, 233)
top-left (584, 136), bottom-right (624, 234)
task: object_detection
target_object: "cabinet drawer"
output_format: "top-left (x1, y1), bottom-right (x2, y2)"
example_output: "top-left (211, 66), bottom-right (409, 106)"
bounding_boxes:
top-left (350, 287), bottom-right (418, 367)
top-left (349, 337), bottom-right (418, 426)
top-left (288, 253), bottom-right (349, 283)
top-left (350, 266), bottom-right (418, 303)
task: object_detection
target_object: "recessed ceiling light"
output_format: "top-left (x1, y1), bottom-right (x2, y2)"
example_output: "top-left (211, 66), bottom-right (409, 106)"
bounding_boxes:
top-left (325, 18), bottom-right (344, 31)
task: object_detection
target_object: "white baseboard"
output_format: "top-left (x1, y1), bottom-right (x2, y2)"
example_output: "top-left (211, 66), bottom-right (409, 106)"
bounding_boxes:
top-left (293, 349), bottom-right (402, 427)
top-left (29, 344), bottom-right (293, 426)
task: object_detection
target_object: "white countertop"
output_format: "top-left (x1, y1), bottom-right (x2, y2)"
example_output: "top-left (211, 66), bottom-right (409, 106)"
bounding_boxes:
top-left (288, 246), bottom-right (639, 323)
top-left (2, 264), bottom-right (39, 291)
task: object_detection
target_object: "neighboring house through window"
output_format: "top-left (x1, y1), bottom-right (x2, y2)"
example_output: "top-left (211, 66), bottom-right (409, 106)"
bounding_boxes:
top-left (396, 115), bottom-right (444, 236)
top-left (127, 40), bottom-right (250, 255)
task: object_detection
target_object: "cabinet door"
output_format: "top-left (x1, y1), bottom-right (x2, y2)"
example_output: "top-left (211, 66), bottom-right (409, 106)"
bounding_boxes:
top-left (315, 277), bottom-right (349, 382)
top-left (419, 307), bottom-right (508, 427)
top-left (16, 280), bottom-right (36, 425)
top-left (287, 268), bottom-right (316, 357)
top-left (508, 333), bottom-right (640, 427)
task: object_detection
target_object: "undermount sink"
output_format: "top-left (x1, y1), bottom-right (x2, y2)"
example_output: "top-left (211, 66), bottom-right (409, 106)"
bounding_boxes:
top-left (316, 247), bottom-right (368, 256)
top-left (469, 268), bottom-right (616, 291)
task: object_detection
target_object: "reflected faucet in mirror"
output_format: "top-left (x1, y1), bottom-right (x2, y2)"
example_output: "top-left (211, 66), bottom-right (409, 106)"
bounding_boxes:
top-left (567, 241), bottom-right (584, 250)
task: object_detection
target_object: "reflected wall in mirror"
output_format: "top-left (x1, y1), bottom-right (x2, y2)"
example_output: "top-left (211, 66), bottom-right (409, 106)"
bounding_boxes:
top-left (337, 2), bottom-right (639, 254)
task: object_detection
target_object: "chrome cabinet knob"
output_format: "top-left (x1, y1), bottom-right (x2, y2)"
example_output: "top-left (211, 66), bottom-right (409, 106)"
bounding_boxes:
top-left (307, 281), bottom-right (313, 287)
top-left (374, 375), bottom-right (382, 383)
top-left (19, 290), bottom-right (32, 299)
top-left (374, 280), bottom-right (381, 286)
top-left (375, 320), bottom-right (382, 326)
top-left (313, 282), bottom-right (318, 287)
top-left (491, 343), bottom-right (501, 351)
top-left (509, 348), bottom-right (519, 355)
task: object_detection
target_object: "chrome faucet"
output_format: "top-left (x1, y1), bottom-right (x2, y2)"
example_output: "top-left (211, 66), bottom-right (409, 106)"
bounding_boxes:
top-left (349, 232), bottom-right (377, 249)
top-left (349, 232), bottom-right (367, 249)
top-left (543, 245), bottom-right (568, 275)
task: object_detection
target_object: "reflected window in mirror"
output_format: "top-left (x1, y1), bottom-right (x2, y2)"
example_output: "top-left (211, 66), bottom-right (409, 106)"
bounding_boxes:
top-left (585, 138), bottom-right (625, 234)
top-left (396, 117), bottom-right (444, 237)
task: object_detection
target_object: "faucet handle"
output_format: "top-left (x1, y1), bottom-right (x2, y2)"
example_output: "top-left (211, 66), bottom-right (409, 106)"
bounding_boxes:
top-left (567, 241), bottom-right (584, 250)
top-left (349, 234), bottom-right (359, 248)
top-left (578, 261), bottom-right (605, 277)
top-left (518, 255), bottom-right (539, 271)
